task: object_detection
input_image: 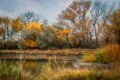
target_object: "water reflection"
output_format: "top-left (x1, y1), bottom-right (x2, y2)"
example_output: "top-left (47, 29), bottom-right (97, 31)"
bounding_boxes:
top-left (22, 61), bottom-right (47, 74)
top-left (3, 59), bottom-right (71, 75)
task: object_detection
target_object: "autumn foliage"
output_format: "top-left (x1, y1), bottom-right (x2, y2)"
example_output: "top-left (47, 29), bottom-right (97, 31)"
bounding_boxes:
top-left (25, 22), bottom-right (42, 31)
top-left (19, 40), bottom-right (38, 49)
top-left (12, 18), bottom-right (25, 32)
top-left (18, 22), bottom-right (42, 49)
top-left (0, 1), bottom-right (120, 49)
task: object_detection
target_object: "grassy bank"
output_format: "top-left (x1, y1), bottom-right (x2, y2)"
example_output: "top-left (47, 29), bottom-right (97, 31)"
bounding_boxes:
top-left (0, 48), bottom-right (97, 55)
top-left (0, 44), bottom-right (120, 80)
top-left (0, 60), bottom-right (120, 80)
top-left (82, 44), bottom-right (120, 63)
top-left (0, 48), bottom-right (97, 61)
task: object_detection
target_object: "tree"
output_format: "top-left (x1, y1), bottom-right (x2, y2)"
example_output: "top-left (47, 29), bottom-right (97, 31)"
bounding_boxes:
top-left (0, 17), bottom-right (13, 48)
top-left (56, 27), bottom-right (72, 48)
top-left (111, 8), bottom-right (120, 44)
top-left (12, 18), bottom-right (26, 33)
top-left (58, 0), bottom-right (92, 48)
top-left (24, 22), bottom-right (42, 40)
top-left (19, 22), bottom-right (42, 49)
top-left (90, 0), bottom-right (114, 46)
top-left (19, 11), bottom-right (44, 24)
top-left (11, 18), bottom-right (26, 41)
top-left (39, 25), bottom-right (66, 49)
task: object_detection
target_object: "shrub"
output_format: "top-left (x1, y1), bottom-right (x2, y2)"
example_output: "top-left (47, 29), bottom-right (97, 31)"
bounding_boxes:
top-left (82, 54), bottom-right (95, 62)
top-left (37, 62), bottom-right (57, 80)
top-left (94, 52), bottom-right (104, 63)
top-left (61, 70), bottom-right (104, 80)
top-left (0, 61), bottom-right (19, 79)
top-left (94, 44), bottom-right (120, 63)
top-left (0, 60), bottom-right (34, 80)
top-left (6, 40), bottom-right (17, 49)
top-left (103, 44), bottom-right (120, 62)
top-left (19, 39), bottom-right (38, 49)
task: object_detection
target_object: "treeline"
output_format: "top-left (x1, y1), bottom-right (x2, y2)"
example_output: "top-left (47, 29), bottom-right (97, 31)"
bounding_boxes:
top-left (0, 0), bottom-right (120, 50)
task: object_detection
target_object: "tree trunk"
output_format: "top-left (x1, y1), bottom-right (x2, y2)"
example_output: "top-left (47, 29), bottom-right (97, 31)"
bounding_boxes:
top-left (66, 34), bottom-right (71, 48)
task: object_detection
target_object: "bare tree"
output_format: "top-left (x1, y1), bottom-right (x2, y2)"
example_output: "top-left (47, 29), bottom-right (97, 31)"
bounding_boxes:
top-left (90, 0), bottom-right (114, 46)
top-left (58, 0), bottom-right (92, 47)
top-left (0, 17), bottom-right (13, 48)
top-left (19, 11), bottom-right (45, 24)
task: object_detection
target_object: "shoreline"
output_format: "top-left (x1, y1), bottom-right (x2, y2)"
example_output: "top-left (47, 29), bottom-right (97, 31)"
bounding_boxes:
top-left (0, 49), bottom-right (97, 60)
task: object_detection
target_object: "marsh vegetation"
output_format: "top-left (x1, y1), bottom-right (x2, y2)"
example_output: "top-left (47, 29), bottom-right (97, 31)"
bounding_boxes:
top-left (0, 0), bottom-right (120, 80)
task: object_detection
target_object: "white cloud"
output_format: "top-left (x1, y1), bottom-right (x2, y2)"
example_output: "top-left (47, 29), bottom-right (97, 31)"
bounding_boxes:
top-left (0, 0), bottom-right (119, 23)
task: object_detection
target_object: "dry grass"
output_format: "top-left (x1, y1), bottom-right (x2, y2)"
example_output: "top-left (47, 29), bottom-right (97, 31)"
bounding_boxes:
top-left (0, 48), bottom-right (97, 55)
top-left (0, 60), bottom-right (34, 80)
top-left (81, 54), bottom-right (95, 62)
top-left (82, 44), bottom-right (120, 63)
top-left (101, 44), bottom-right (120, 62)
top-left (0, 48), bottom-right (98, 60)
top-left (37, 62), bottom-right (120, 80)
top-left (94, 44), bottom-right (120, 63)
top-left (1, 45), bottom-right (120, 80)
top-left (0, 59), bottom-right (120, 80)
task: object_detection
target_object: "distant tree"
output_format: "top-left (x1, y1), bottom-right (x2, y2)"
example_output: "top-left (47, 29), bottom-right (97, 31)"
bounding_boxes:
top-left (38, 24), bottom-right (65, 49)
top-left (11, 18), bottom-right (26, 41)
top-left (38, 25), bottom-right (56, 49)
top-left (12, 18), bottom-right (26, 33)
top-left (55, 27), bottom-right (72, 48)
top-left (0, 17), bottom-right (13, 48)
top-left (90, 0), bottom-right (114, 46)
top-left (58, 0), bottom-right (92, 48)
top-left (111, 8), bottom-right (120, 44)
top-left (19, 22), bottom-right (42, 49)
top-left (19, 11), bottom-right (44, 24)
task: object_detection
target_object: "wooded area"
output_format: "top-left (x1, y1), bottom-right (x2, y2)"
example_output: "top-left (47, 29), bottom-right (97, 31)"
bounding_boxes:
top-left (0, 0), bottom-right (120, 50)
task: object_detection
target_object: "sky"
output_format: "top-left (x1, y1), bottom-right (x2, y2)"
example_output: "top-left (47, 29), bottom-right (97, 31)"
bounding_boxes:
top-left (0, 0), bottom-right (120, 24)
top-left (0, 0), bottom-right (73, 24)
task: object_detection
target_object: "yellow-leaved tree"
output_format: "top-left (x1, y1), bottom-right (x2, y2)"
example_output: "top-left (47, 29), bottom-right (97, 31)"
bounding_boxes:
top-left (19, 22), bottom-right (42, 49)
top-left (56, 28), bottom-right (72, 48)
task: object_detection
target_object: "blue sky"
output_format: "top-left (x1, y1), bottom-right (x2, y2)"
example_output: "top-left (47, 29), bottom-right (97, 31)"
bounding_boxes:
top-left (0, 0), bottom-right (119, 24)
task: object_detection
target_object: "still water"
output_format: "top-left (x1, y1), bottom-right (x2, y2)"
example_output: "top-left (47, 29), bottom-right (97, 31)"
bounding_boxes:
top-left (22, 60), bottom-right (47, 74)
top-left (2, 59), bottom-right (71, 75)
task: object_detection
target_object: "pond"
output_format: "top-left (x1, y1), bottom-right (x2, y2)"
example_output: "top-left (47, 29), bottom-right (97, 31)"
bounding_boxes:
top-left (0, 59), bottom-right (72, 75)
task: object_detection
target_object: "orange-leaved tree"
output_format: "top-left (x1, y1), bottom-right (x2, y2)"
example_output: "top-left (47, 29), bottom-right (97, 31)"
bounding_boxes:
top-left (12, 18), bottom-right (26, 33)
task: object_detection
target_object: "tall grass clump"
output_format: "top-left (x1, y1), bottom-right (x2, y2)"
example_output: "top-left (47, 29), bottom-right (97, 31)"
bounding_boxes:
top-left (94, 52), bottom-right (104, 63)
top-left (94, 44), bottom-right (120, 63)
top-left (37, 63), bottom-right (105, 80)
top-left (81, 54), bottom-right (95, 62)
top-left (38, 62), bottom-right (56, 80)
top-left (36, 61), bottom-right (120, 80)
top-left (0, 60), bottom-right (34, 80)
top-left (0, 60), bottom-right (19, 80)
